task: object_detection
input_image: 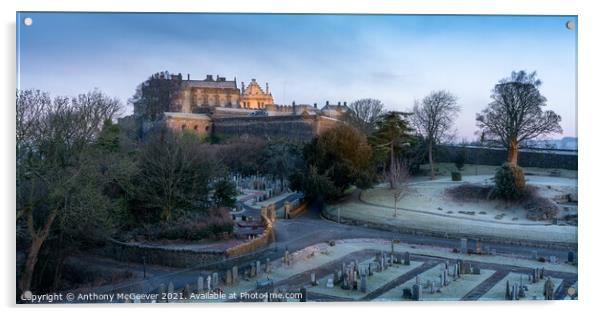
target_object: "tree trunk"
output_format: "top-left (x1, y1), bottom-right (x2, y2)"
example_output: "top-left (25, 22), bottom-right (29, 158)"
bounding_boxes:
top-left (428, 141), bottom-right (434, 180)
top-left (20, 238), bottom-right (43, 294)
top-left (507, 138), bottom-right (519, 166)
top-left (389, 141), bottom-right (395, 189)
top-left (20, 209), bottom-right (57, 294)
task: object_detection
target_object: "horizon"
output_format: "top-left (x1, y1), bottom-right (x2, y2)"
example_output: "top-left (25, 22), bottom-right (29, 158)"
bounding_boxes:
top-left (16, 12), bottom-right (577, 140)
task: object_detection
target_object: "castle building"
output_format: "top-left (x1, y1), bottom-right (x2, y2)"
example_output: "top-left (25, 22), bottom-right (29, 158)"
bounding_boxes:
top-left (174, 74), bottom-right (241, 112)
top-left (240, 79), bottom-right (274, 109)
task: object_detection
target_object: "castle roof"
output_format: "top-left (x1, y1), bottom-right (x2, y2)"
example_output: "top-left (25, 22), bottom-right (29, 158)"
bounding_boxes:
top-left (182, 74), bottom-right (238, 89)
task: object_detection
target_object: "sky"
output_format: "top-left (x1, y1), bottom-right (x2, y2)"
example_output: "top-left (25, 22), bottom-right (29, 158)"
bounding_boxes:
top-left (16, 13), bottom-right (577, 140)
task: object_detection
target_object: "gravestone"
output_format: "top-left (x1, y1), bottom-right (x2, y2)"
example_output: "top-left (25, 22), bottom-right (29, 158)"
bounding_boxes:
top-left (167, 282), bottom-right (175, 302)
top-left (159, 283), bottom-right (166, 302)
top-left (505, 280), bottom-right (511, 300)
top-left (460, 238), bottom-right (468, 254)
top-left (251, 264), bottom-right (257, 277)
top-left (197, 277), bottom-right (204, 292)
top-left (226, 269), bottom-right (233, 285)
top-left (232, 266), bottom-right (239, 283)
top-left (544, 278), bottom-right (555, 300)
top-left (212, 272), bottom-right (219, 287)
top-left (310, 272), bottom-right (318, 286)
top-left (402, 288), bottom-right (413, 299)
top-left (326, 278), bottom-right (334, 288)
top-left (568, 251), bottom-right (575, 263)
top-left (360, 275), bottom-right (367, 293)
top-left (206, 275), bottom-right (212, 291)
top-left (256, 260), bottom-right (262, 276)
top-left (404, 252), bottom-right (411, 265)
top-left (183, 284), bottom-right (191, 299)
top-left (412, 283), bottom-right (422, 301)
top-left (300, 287), bottom-right (307, 302)
top-left (265, 258), bottom-right (271, 273)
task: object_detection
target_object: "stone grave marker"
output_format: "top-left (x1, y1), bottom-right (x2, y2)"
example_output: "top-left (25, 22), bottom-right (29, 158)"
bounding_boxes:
top-left (197, 277), bottom-right (204, 292)
top-left (460, 238), bottom-right (468, 254)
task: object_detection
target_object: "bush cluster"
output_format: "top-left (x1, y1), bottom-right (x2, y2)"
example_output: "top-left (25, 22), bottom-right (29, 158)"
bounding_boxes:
top-left (494, 163), bottom-right (526, 200)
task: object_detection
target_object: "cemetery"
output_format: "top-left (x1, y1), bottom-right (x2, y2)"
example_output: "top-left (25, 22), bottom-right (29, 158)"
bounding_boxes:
top-left (144, 238), bottom-right (577, 303)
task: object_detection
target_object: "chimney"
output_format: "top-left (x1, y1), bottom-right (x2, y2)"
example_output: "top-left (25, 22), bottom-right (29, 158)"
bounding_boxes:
top-left (187, 73), bottom-right (190, 80)
top-left (266, 82), bottom-right (269, 94)
top-left (343, 101), bottom-right (347, 106)
top-left (206, 74), bottom-right (214, 81)
top-left (337, 101), bottom-right (341, 106)
top-left (314, 103), bottom-right (317, 108)
top-left (241, 82), bottom-right (245, 92)
top-left (326, 101), bottom-right (329, 106)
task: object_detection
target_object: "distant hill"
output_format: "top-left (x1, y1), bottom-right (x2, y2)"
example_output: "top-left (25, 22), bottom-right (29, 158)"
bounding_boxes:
top-left (524, 137), bottom-right (578, 150)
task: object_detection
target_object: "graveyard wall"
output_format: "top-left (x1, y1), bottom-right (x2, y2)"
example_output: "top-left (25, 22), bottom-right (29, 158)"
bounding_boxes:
top-left (321, 205), bottom-right (576, 249)
top-left (103, 239), bottom-right (227, 268)
top-left (435, 145), bottom-right (578, 170)
top-left (225, 214), bottom-right (274, 257)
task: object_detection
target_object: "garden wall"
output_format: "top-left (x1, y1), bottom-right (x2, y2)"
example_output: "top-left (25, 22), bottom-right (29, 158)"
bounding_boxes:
top-left (435, 145), bottom-right (577, 170)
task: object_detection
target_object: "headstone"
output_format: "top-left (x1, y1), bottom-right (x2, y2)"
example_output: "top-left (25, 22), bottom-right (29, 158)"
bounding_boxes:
top-left (544, 278), bottom-right (555, 300)
top-left (360, 275), bottom-right (367, 293)
top-left (206, 275), bottom-right (212, 291)
top-left (265, 258), bottom-right (271, 273)
top-left (168, 282), bottom-right (174, 302)
top-left (310, 272), bottom-right (318, 286)
top-left (411, 283), bottom-right (422, 301)
top-left (300, 287), bottom-right (307, 302)
top-left (226, 269), bottom-right (233, 285)
top-left (473, 266), bottom-right (481, 275)
top-left (460, 238), bottom-right (468, 254)
top-left (404, 252), bottom-right (411, 265)
top-left (183, 284), bottom-right (191, 299)
top-left (568, 251), bottom-right (575, 263)
top-left (159, 283), bottom-right (166, 302)
top-left (197, 277), bottom-right (204, 292)
top-left (326, 278), bottom-right (334, 288)
top-left (284, 250), bottom-right (290, 265)
top-left (251, 264), bottom-right (257, 277)
top-left (505, 280), bottom-right (511, 300)
top-left (232, 266), bottom-right (239, 283)
top-left (402, 288), bottom-right (413, 299)
top-left (256, 260), bottom-right (262, 276)
top-left (212, 272), bottom-right (219, 287)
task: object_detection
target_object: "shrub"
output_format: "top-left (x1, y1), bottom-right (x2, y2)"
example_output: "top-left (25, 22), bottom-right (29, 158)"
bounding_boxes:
top-left (454, 151), bottom-right (466, 170)
top-left (451, 171), bottom-right (462, 181)
top-left (524, 195), bottom-right (559, 221)
top-left (494, 163), bottom-right (526, 200)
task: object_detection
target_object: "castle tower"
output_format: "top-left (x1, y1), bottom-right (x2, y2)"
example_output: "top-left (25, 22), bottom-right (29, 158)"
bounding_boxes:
top-left (240, 78), bottom-right (275, 109)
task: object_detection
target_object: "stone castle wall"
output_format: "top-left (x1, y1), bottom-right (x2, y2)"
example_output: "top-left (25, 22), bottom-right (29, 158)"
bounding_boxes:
top-left (435, 145), bottom-right (578, 170)
top-left (212, 115), bottom-right (322, 141)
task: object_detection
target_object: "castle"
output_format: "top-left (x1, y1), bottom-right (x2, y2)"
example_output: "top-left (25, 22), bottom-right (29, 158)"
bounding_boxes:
top-left (164, 74), bottom-right (349, 141)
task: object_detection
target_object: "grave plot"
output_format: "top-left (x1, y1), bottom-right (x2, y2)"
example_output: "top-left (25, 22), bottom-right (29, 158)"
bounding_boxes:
top-left (307, 257), bottom-right (423, 300)
top-left (479, 272), bottom-right (563, 301)
top-left (375, 264), bottom-right (496, 301)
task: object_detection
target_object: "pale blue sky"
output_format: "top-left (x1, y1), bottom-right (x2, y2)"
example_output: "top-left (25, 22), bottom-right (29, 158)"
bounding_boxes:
top-left (16, 13), bottom-right (577, 139)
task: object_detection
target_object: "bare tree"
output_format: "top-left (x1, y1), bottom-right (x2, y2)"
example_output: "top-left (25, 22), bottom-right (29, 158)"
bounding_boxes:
top-left (387, 158), bottom-right (410, 217)
top-left (411, 90), bottom-right (460, 179)
top-left (16, 89), bottom-right (122, 294)
top-left (345, 98), bottom-right (386, 134)
top-left (476, 71), bottom-right (562, 165)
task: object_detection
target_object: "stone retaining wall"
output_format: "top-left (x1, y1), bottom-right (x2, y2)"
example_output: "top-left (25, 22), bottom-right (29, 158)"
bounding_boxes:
top-left (322, 205), bottom-right (576, 250)
top-left (225, 214), bottom-right (273, 257)
top-left (436, 145), bottom-right (577, 170)
top-left (103, 239), bottom-right (227, 268)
